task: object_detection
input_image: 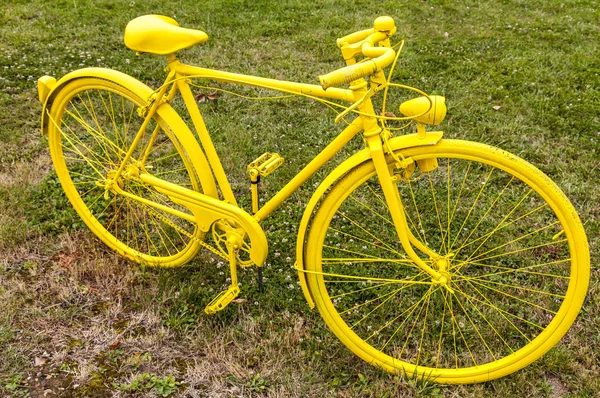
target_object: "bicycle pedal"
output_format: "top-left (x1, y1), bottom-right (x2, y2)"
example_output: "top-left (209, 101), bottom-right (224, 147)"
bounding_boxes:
top-left (204, 285), bottom-right (240, 315)
top-left (248, 152), bottom-right (284, 177)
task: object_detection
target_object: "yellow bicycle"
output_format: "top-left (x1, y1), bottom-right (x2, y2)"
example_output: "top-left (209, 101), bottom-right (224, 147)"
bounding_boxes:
top-left (37, 15), bottom-right (589, 384)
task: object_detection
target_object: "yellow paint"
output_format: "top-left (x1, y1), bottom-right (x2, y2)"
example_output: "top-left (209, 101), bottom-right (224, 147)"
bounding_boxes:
top-left (37, 14), bottom-right (589, 384)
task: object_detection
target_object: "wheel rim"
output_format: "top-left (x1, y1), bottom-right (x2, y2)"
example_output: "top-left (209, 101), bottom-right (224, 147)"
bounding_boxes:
top-left (48, 81), bottom-right (202, 266)
top-left (307, 140), bottom-right (587, 382)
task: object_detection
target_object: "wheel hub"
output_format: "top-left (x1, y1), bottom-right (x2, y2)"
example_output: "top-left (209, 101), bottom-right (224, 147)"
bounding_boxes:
top-left (433, 255), bottom-right (454, 293)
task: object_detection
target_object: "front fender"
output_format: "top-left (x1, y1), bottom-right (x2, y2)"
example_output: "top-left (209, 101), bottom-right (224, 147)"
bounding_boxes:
top-left (295, 131), bottom-right (443, 308)
top-left (38, 67), bottom-right (218, 199)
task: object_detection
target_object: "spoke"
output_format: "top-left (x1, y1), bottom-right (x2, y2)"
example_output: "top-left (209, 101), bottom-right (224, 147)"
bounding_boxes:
top-left (449, 293), bottom-right (459, 368)
top-left (361, 180), bottom-right (423, 245)
top-left (78, 184), bottom-right (101, 200)
top-left (151, 150), bottom-right (187, 164)
top-left (465, 277), bottom-right (557, 315)
top-left (66, 107), bottom-right (116, 163)
top-left (459, 238), bottom-right (568, 266)
top-left (457, 278), bottom-right (540, 340)
top-left (454, 284), bottom-right (514, 353)
top-left (364, 178), bottom-right (389, 209)
top-left (114, 94), bottom-right (126, 150)
top-left (436, 288), bottom-right (449, 368)
top-left (365, 289), bottom-right (428, 345)
top-left (454, 290), bottom-right (497, 362)
top-left (445, 159), bottom-right (452, 255)
top-left (76, 90), bottom-right (126, 164)
top-left (149, 207), bottom-right (179, 254)
top-left (141, 203), bottom-right (152, 255)
top-left (67, 105), bottom-right (126, 159)
top-left (464, 221), bottom-right (561, 264)
top-left (323, 244), bottom-right (394, 261)
top-left (104, 198), bottom-right (125, 231)
top-left (59, 116), bottom-right (116, 173)
top-left (68, 169), bottom-right (103, 182)
top-left (337, 211), bottom-right (402, 256)
top-left (344, 285), bottom-right (407, 320)
top-left (328, 227), bottom-right (407, 259)
top-left (311, 261), bottom-right (432, 285)
top-left (316, 269), bottom-right (433, 285)
top-left (416, 285), bottom-right (434, 366)
top-left (348, 194), bottom-right (394, 227)
top-left (456, 258), bottom-right (571, 280)
top-left (100, 90), bottom-right (122, 143)
top-left (58, 125), bottom-right (109, 179)
top-left (450, 293), bottom-right (478, 366)
top-left (61, 153), bottom-right (112, 171)
top-left (454, 275), bottom-right (566, 299)
top-left (143, 209), bottom-right (164, 256)
top-left (407, 179), bottom-right (429, 247)
top-left (84, 90), bottom-right (105, 141)
top-left (454, 176), bottom-right (515, 259)
top-left (399, 286), bottom-right (433, 360)
top-left (321, 257), bottom-right (414, 265)
top-left (87, 192), bottom-right (111, 219)
top-left (453, 189), bottom-right (535, 259)
top-left (153, 166), bottom-right (189, 177)
top-left (449, 166), bottom-right (494, 251)
top-left (124, 198), bottom-right (137, 252)
top-left (404, 205), bottom-right (428, 247)
top-left (446, 160), bottom-right (471, 254)
top-left (129, 186), bottom-right (190, 254)
top-left (329, 281), bottom-right (396, 300)
top-left (427, 172), bottom-right (447, 255)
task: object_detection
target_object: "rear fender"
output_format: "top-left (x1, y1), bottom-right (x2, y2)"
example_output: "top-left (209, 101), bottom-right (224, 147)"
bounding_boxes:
top-left (38, 67), bottom-right (218, 198)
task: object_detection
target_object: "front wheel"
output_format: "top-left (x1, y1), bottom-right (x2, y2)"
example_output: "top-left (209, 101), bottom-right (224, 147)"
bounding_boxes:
top-left (305, 139), bottom-right (589, 383)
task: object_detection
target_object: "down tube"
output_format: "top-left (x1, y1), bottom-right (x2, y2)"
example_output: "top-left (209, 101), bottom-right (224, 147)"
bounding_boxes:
top-left (253, 118), bottom-right (363, 222)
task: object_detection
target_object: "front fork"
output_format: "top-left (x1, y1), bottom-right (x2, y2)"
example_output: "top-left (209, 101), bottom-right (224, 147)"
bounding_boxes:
top-left (364, 130), bottom-right (451, 288)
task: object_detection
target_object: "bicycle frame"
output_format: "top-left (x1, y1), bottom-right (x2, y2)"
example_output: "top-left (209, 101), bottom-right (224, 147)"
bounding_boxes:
top-left (117, 53), bottom-right (450, 289)
top-left (168, 57), bottom-right (370, 220)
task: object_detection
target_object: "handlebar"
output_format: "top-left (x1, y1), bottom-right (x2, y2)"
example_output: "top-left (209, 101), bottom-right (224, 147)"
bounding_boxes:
top-left (319, 16), bottom-right (397, 90)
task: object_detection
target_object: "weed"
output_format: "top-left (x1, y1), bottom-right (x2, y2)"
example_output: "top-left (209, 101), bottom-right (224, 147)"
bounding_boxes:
top-left (163, 303), bottom-right (200, 331)
top-left (1, 375), bottom-right (29, 397)
top-left (115, 373), bottom-right (180, 397)
top-left (154, 375), bottom-right (181, 397)
top-left (246, 374), bottom-right (271, 393)
top-left (398, 369), bottom-right (444, 398)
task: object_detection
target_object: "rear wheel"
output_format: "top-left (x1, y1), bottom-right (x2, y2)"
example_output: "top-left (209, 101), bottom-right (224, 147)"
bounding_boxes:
top-left (305, 139), bottom-right (589, 383)
top-left (47, 77), bottom-right (204, 267)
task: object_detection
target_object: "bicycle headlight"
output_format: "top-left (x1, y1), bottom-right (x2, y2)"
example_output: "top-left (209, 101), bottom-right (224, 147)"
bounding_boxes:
top-left (399, 95), bottom-right (446, 125)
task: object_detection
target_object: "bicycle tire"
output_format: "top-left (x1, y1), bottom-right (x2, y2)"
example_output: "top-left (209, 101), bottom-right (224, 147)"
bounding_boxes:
top-left (47, 77), bottom-right (205, 267)
top-left (305, 139), bottom-right (589, 383)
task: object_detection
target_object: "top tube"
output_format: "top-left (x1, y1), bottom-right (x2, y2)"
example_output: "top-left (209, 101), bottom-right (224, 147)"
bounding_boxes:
top-left (168, 59), bottom-right (361, 104)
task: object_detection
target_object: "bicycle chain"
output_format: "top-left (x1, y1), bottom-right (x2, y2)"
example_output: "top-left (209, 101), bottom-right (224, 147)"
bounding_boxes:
top-left (142, 203), bottom-right (229, 261)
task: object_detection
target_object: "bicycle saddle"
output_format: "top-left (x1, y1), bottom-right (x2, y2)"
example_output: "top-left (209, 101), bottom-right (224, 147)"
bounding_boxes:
top-left (124, 15), bottom-right (208, 55)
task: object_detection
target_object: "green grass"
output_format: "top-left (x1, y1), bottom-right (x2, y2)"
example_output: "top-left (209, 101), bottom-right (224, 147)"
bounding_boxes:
top-left (1, 0), bottom-right (599, 396)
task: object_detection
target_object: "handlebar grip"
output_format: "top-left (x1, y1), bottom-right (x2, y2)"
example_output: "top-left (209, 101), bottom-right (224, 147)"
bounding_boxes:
top-left (319, 61), bottom-right (378, 89)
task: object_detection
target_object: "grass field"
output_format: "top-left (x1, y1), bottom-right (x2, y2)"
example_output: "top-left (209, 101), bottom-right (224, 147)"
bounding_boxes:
top-left (1, 0), bottom-right (599, 396)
